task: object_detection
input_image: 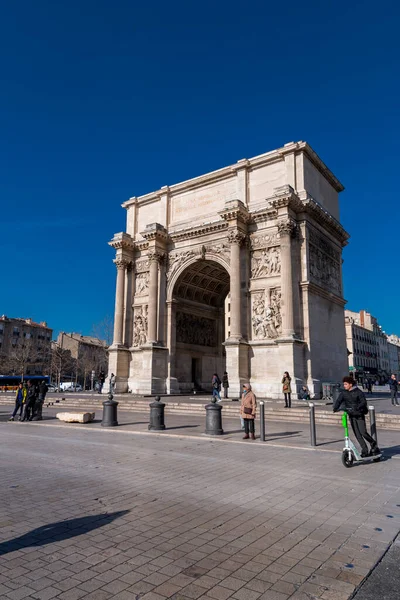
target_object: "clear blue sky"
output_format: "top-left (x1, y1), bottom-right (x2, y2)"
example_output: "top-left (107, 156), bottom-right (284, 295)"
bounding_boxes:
top-left (1, 0), bottom-right (399, 338)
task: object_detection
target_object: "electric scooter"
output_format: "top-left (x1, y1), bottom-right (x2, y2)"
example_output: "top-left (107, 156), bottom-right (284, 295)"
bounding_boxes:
top-left (341, 411), bottom-right (382, 468)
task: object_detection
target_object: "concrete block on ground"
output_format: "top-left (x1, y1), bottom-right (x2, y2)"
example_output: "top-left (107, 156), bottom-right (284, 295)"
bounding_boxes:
top-left (56, 412), bottom-right (95, 423)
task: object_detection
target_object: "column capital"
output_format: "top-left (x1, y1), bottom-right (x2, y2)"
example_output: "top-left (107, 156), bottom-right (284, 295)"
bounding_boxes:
top-left (114, 257), bottom-right (132, 270)
top-left (277, 218), bottom-right (297, 238)
top-left (148, 251), bottom-right (166, 265)
top-left (228, 229), bottom-right (247, 246)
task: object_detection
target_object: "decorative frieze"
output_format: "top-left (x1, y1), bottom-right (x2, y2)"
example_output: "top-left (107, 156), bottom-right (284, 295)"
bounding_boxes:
top-left (252, 288), bottom-right (282, 340)
top-left (250, 232), bottom-right (278, 250)
top-left (135, 259), bottom-right (150, 273)
top-left (176, 312), bottom-right (216, 347)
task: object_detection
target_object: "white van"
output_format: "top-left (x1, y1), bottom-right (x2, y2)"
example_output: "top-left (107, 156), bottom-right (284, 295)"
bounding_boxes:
top-left (59, 382), bottom-right (83, 392)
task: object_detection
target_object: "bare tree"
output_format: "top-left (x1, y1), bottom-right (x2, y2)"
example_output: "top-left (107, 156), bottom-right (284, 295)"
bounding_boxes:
top-left (5, 338), bottom-right (49, 381)
top-left (50, 345), bottom-right (75, 389)
top-left (91, 315), bottom-right (113, 346)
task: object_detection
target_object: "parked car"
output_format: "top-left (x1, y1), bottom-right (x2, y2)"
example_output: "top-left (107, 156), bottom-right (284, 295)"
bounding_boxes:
top-left (47, 384), bottom-right (58, 393)
top-left (60, 382), bottom-right (83, 392)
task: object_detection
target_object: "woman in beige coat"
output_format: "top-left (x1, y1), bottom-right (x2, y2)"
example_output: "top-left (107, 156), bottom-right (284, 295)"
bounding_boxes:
top-left (240, 383), bottom-right (257, 440)
top-left (282, 371), bottom-right (292, 408)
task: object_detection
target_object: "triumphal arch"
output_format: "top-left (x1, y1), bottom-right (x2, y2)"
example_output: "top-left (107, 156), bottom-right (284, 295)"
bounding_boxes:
top-left (108, 141), bottom-right (349, 398)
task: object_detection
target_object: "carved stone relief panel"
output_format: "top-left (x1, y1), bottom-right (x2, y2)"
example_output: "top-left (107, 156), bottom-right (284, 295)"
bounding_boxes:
top-left (167, 250), bottom-right (197, 280)
top-left (308, 228), bottom-right (341, 294)
top-left (132, 305), bottom-right (148, 347)
top-left (252, 287), bottom-right (282, 340)
top-left (251, 246), bottom-right (281, 279)
top-left (203, 241), bottom-right (230, 262)
top-left (176, 312), bottom-right (217, 347)
top-left (135, 272), bottom-right (149, 296)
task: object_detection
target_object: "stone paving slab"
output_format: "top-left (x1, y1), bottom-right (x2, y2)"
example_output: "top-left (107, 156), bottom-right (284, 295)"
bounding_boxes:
top-left (1, 405), bottom-right (400, 456)
top-left (351, 534), bottom-right (400, 599)
top-left (1, 421), bottom-right (400, 599)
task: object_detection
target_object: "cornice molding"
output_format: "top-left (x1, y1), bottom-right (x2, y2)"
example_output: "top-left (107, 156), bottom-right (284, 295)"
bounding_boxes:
top-left (301, 197), bottom-right (349, 245)
top-left (140, 223), bottom-right (169, 243)
top-left (300, 281), bottom-right (346, 307)
top-left (219, 199), bottom-right (250, 223)
top-left (108, 232), bottom-right (134, 252)
top-left (169, 221), bottom-right (228, 242)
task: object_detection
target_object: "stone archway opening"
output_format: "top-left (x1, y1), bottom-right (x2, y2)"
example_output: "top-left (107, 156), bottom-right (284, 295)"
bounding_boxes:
top-left (172, 260), bottom-right (230, 393)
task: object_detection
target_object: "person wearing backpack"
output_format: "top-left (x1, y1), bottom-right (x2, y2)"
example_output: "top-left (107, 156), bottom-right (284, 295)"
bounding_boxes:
top-left (333, 376), bottom-right (380, 458)
top-left (211, 373), bottom-right (221, 402)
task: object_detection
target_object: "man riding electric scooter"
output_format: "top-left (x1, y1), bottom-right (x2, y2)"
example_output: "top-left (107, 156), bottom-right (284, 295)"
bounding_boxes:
top-left (333, 376), bottom-right (380, 458)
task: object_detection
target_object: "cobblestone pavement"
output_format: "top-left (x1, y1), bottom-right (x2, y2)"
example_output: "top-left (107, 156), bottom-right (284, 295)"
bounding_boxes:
top-left (1, 424), bottom-right (400, 600)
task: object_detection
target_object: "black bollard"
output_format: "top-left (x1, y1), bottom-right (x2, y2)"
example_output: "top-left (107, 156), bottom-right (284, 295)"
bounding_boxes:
top-left (149, 396), bottom-right (166, 431)
top-left (259, 401), bottom-right (265, 442)
top-left (205, 402), bottom-right (223, 435)
top-left (369, 405), bottom-right (378, 445)
top-left (309, 402), bottom-right (317, 447)
top-left (102, 391), bottom-right (118, 427)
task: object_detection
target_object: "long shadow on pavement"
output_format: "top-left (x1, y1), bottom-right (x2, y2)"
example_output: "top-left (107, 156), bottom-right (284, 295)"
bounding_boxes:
top-left (0, 511), bottom-right (129, 556)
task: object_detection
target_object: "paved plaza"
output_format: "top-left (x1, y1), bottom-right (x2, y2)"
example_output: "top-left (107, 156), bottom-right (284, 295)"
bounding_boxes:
top-left (1, 415), bottom-right (400, 600)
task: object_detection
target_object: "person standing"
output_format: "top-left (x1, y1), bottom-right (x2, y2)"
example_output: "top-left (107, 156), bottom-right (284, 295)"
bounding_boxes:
top-left (32, 380), bottom-right (48, 421)
top-left (389, 374), bottom-right (400, 406)
top-left (211, 373), bottom-right (221, 402)
top-left (282, 371), bottom-right (292, 408)
top-left (333, 376), bottom-right (380, 457)
top-left (240, 383), bottom-right (257, 440)
top-left (98, 370), bottom-right (106, 394)
top-left (9, 382), bottom-right (26, 421)
top-left (109, 373), bottom-right (115, 394)
top-left (21, 380), bottom-right (37, 422)
top-left (222, 371), bottom-right (229, 399)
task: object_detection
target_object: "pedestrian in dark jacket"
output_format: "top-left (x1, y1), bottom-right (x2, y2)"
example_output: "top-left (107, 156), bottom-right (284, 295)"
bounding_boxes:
top-left (222, 371), bottom-right (229, 399)
top-left (32, 381), bottom-right (48, 421)
top-left (389, 374), bottom-right (400, 406)
top-left (333, 376), bottom-right (379, 457)
top-left (21, 380), bottom-right (37, 422)
top-left (211, 373), bottom-right (221, 402)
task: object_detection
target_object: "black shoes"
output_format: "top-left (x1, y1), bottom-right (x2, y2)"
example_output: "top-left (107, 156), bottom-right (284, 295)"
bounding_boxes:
top-left (370, 446), bottom-right (381, 456)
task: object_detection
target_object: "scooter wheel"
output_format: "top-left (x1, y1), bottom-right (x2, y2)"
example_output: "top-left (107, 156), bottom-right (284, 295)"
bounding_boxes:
top-left (342, 450), bottom-right (354, 468)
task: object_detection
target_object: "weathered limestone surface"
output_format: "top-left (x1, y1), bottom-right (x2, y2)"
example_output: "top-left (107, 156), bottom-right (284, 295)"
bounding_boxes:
top-left (56, 412), bottom-right (95, 423)
top-left (107, 141), bottom-right (349, 399)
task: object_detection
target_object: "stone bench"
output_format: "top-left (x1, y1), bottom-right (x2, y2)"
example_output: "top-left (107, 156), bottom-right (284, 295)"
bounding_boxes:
top-left (56, 412), bottom-right (95, 424)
